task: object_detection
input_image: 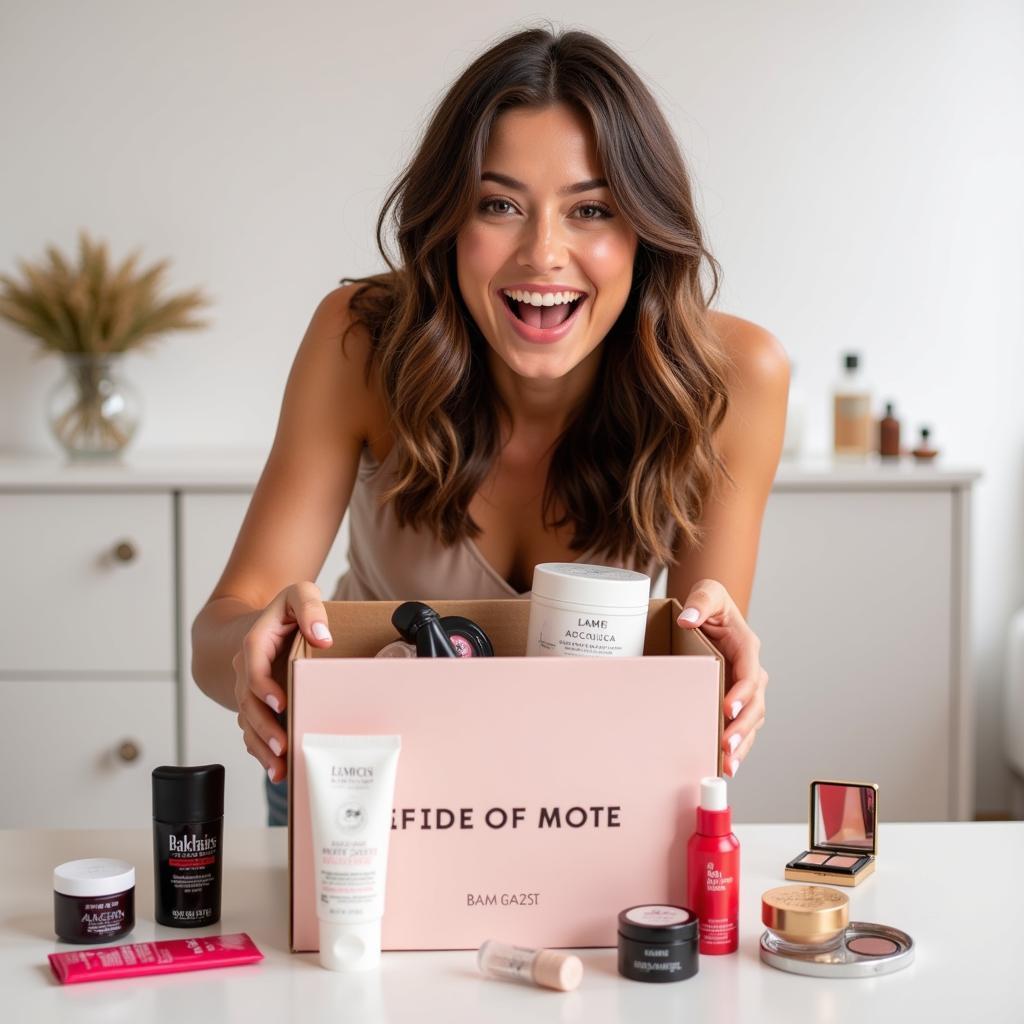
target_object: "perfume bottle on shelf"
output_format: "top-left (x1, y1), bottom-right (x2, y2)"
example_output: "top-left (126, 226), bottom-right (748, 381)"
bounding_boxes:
top-left (832, 353), bottom-right (872, 458)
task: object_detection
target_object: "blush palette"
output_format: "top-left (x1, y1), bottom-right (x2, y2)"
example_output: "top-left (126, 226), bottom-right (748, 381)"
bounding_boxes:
top-left (784, 781), bottom-right (879, 887)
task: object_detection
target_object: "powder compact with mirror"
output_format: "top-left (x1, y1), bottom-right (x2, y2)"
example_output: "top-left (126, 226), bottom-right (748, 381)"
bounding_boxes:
top-left (784, 780), bottom-right (878, 887)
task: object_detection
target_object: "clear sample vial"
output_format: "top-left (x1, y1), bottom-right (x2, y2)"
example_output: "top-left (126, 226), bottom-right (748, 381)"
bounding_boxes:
top-left (477, 940), bottom-right (583, 992)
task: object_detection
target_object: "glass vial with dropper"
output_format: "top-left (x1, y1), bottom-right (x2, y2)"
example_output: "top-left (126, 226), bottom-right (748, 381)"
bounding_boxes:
top-left (477, 940), bottom-right (583, 991)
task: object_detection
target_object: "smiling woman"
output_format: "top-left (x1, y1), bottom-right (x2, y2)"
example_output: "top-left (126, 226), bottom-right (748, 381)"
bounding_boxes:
top-left (342, 33), bottom-right (739, 571)
top-left (191, 25), bottom-right (789, 824)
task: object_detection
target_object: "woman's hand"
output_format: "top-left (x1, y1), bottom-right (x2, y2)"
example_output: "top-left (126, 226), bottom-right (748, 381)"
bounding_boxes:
top-left (232, 582), bottom-right (335, 784)
top-left (675, 578), bottom-right (767, 779)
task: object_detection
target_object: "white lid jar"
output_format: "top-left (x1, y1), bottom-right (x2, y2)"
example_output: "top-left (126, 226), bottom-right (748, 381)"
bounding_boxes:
top-left (526, 563), bottom-right (651, 658)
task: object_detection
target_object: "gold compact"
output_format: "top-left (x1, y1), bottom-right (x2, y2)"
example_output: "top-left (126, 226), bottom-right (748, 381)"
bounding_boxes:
top-left (784, 780), bottom-right (878, 887)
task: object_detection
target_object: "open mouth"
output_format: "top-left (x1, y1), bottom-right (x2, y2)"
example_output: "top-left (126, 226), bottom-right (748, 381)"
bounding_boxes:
top-left (502, 292), bottom-right (586, 331)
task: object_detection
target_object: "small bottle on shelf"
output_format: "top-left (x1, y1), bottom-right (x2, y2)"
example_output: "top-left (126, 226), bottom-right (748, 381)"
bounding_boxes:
top-left (832, 353), bottom-right (872, 458)
top-left (912, 426), bottom-right (939, 462)
top-left (878, 402), bottom-right (901, 459)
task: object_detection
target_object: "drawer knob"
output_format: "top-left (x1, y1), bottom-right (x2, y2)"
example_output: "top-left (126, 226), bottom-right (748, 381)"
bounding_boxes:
top-left (117, 740), bottom-right (141, 763)
top-left (113, 540), bottom-right (137, 563)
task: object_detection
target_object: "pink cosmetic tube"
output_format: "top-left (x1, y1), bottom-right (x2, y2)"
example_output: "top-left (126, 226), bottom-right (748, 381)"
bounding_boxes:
top-left (48, 932), bottom-right (263, 984)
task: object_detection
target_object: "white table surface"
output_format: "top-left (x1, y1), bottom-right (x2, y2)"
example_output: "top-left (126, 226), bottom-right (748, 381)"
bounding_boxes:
top-left (3, 822), bottom-right (1020, 1022)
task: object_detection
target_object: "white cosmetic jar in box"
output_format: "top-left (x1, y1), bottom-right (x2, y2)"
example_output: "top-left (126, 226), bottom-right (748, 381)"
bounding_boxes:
top-left (526, 563), bottom-right (652, 658)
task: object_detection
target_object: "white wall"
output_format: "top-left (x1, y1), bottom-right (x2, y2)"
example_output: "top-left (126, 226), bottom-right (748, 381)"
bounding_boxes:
top-left (2, 1), bottom-right (1021, 812)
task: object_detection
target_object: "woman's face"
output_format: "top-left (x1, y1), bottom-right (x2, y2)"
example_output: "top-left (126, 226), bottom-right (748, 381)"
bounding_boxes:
top-left (456, 102), bottom-right (638, 383)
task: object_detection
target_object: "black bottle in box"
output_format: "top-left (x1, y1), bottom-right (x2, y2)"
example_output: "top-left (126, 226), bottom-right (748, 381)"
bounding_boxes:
top-left (152, 764), bottom-right (225, 928)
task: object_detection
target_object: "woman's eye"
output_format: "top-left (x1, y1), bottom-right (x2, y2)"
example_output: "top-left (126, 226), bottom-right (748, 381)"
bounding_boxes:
top-left (478, 198), bottom-right (612, 219)
top-left (480, 198), bottom-right (515, 215)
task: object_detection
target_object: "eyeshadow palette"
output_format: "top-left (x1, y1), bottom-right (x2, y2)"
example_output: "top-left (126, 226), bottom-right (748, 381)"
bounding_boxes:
top-left (761, 921), bottom-right (914, 978)
top-left (784, 781), bottom-right (878, 887)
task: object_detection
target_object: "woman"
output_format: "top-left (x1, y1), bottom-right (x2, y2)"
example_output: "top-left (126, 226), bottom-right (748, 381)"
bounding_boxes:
top-left (191, 27), bottom-right (789, 827)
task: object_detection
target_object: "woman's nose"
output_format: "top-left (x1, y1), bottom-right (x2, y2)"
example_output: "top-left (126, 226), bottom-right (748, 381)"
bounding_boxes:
top-left (517, 209), bottom-right (569, 273)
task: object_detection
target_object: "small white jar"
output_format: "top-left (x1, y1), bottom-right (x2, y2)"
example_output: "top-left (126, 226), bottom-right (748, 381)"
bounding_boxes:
top-left (526, 563), bottom-right (651, 658)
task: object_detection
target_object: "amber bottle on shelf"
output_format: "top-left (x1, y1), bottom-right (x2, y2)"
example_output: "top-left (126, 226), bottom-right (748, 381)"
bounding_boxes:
top-left (879, 402), bottom-right (901, 459)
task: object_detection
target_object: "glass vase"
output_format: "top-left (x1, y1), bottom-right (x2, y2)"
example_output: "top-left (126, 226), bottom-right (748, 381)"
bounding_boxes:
top-left (46, 353), bottom-right (141, 459)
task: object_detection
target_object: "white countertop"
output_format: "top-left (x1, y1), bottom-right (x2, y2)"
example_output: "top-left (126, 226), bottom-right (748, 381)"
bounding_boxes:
top-left (0, 449), bottom-right (981, 491)
top-left (3, 822), bottom-right (1020, 1022)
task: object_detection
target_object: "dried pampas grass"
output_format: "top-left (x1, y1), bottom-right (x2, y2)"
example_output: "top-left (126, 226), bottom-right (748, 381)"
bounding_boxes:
top-left (0, 229), bottom-right (212, 354)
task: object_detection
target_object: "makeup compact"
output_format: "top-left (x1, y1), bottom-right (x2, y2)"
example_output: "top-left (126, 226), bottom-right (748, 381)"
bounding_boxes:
top-left (759, 885), bottom-right (914, 978)
top-left (784, 780), bottom-right (878, 887)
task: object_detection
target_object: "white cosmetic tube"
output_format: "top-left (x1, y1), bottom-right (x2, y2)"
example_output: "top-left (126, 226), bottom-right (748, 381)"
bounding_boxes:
top-left (302, 733), bottom-right (402, 971)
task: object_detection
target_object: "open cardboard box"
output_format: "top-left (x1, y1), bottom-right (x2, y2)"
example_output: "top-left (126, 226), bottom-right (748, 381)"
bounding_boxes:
top-left (287, 598), bottom-right (724, 951)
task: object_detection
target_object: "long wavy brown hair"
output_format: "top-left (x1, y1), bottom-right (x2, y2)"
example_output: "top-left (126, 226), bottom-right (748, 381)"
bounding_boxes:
top-left (340, 25), bottom-right (731, 569)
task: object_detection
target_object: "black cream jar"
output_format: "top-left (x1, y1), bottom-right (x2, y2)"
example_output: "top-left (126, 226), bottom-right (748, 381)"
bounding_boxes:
top-left (617, 904), bottom-right (700, 983)
top-left (53, 858), bottom-right (135, 943)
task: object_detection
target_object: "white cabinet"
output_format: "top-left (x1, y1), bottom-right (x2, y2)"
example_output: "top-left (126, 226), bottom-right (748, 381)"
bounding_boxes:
top-left (1, 678), bottom-right (175, 827)
top-left (0, 452), bottom-right (977, 828)
top-left (741, 484), bottom-right (968, 823)
top-left (0, 493), bottom-right (174, 674)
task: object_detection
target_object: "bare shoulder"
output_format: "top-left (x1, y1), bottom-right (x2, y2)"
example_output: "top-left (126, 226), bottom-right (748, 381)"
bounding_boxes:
top-left (293, 284), bottom-right (389, 446)
top-left (707, 310), bottom-right (789, 394)
top-left (312, 283), bottom-right (375, 384)
top-left (706, 311), bottom-right (789, 459)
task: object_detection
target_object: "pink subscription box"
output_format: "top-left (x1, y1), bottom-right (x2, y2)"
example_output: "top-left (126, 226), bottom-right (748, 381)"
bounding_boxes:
top-left (287, 598), bottom-right (724, 952)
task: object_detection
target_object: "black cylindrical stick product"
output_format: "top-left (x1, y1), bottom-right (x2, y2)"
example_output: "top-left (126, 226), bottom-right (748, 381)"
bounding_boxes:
top-left (152, 764), bottom-right (225, 928)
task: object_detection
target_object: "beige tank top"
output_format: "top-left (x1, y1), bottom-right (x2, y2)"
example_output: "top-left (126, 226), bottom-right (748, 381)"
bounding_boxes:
top-left (331, 443), bottom-right (664, 601)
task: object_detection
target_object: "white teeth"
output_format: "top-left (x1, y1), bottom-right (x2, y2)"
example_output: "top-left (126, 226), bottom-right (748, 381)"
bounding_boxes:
top-left (502, 288), bottom-right (583, 306)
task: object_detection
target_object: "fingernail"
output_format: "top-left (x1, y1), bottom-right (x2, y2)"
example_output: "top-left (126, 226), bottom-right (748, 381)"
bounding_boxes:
top-left (728, 733), bottom-right (741, 754)
top-left (678, 607), bottom-right (700, 624)
top-left (269, 737), bottom-right (283, 757)
top-left (730, 700), bottom-right (743, 720)
top-left (312, 622), bottom-right (332, 642)
top-left (267, 766), bottom-right (276, 783)
top-left (264, 694), bottom-right (282, 713)
top-left (729, 757), bottom-right (740, 777)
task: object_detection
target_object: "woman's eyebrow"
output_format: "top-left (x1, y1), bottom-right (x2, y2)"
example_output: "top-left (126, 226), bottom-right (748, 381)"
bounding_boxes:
top-left (480, 171), bottom-right (609, 195)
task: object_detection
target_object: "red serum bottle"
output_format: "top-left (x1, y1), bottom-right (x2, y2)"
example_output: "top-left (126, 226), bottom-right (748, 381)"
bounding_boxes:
top-left (686, 776), bottom-right (740, 955)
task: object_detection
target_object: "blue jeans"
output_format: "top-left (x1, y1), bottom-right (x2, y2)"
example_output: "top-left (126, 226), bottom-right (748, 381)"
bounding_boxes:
top-left (265, 772), bottom-right (288, 827)
top-left (264, 703), bottom-right (289, 826)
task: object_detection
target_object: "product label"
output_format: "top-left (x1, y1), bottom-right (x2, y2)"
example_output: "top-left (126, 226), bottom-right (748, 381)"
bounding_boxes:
top-left (168, 833), bottom-right (219, 869)
top-left (80, 900), bottom-right (126, 935)
top-left (835, 395), bottom-right (870, 420)
top-left (155, 820), bottom-right (222, 924)
top-left (466, 892), bottom-right (540, 907)
top-left (625, 906), bottom-right (691, 927)
top-left (484, 946), bottom-right (534, 981)
top-left (703, 863), bottom-right (733, 893)
top-left (834, 395), bottom-right (872, 450)
top-left (536, 611), bottom-right (632, 656)
top-left (316, 760), bottom-right (387, 922)
top-left (630, 957), bottom-right (685, 974)
top-left (696, 859), bottom-right (738, 948)
top-left (391, 805), bottom-right (622, 830)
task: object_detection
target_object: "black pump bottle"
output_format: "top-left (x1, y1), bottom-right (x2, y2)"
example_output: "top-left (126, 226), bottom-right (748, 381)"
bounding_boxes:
top-left (391, 601), bottom-right (460, 657)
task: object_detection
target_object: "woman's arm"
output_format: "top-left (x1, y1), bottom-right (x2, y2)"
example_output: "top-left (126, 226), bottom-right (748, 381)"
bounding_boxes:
top-left (191, 284), bottom-right (375, 712)
top-left (667, 313), bottom-right (789, 775)
top-left (668, 313), bottom-right (789, 614)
